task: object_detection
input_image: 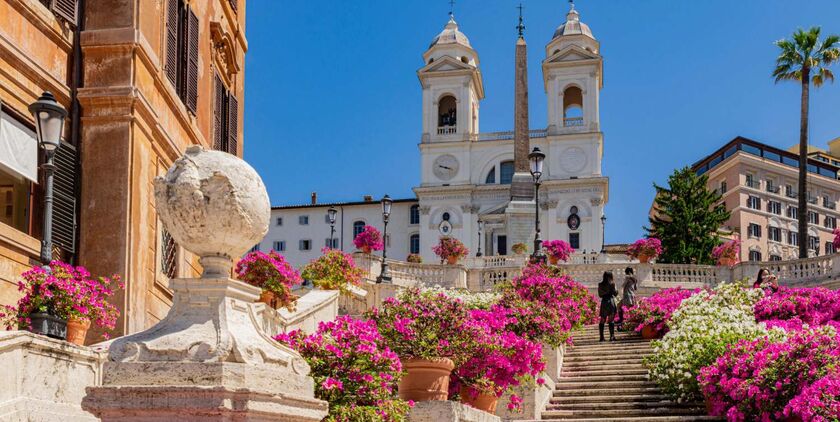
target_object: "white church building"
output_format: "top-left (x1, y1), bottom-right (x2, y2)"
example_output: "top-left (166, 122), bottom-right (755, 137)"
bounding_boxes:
top-left (262, 4), bottom-right (609, 268)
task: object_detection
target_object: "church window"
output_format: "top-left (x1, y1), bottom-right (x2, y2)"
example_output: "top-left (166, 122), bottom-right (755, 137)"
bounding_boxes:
top-left (562, 86), bottom-right (583, 127)
top-left (442, 212), bottom-right (451, 221)
top-left (410, 205), bottom-right (420, 225)
top-left (438, 95), bottom-right (457, 130)
top-left (569, 233), bottom-right (580, 249)
top-left (353, 221), bottom-right (365, 238)
top-left (485, 167), bottom-right (496, 184)
top-left (410, 234), bottom-right (420, 254)
top-left (499, 161), bottom-right (515, 184)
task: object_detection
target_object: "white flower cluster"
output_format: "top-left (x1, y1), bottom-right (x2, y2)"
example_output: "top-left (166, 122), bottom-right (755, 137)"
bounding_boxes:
top-left (644, 282), bottom-right (775, 402)
top-left (418, 286), bottom-right (501, 310)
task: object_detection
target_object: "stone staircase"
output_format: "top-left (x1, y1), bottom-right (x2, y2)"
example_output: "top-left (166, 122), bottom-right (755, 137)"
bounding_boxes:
top-left (536, 325), bottom-right (719, 422)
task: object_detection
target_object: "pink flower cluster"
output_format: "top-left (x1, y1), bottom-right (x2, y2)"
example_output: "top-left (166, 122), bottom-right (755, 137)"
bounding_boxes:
top-left (626, 237), bottom-right (663, 259)
top-left (300, 248), bottom-right (365, 293)
top-left (235, 251), bottom-right (302, 310)
top-left (833, 228), bottom-right (840, 250)
top-left (754, 286), bottom-right (840, 328)
top-left (542, 240), bottom-right (574, 263)
top-left (432, 237), bottom-right (469, 261)
top-left (698, 327), bottom-right (840, 421)
top-left (787, 372), bottom-right (840, 421)
top-left (353, 225), bottom-right (384, 252)
top-left (624, 287), bottom-right (698, 334)
top-left (275, 316), bottom-right (411, 421)
top-left (0, 261), bottom-right (122, 333)
top-left (712, 239), bottom-right (741, 266)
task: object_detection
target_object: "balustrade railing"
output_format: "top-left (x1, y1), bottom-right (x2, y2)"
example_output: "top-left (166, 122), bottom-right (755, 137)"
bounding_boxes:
top-left (475, 129), bottom-right (548, 142)
top-left (563, 117), bottom-right (584, 127)
top-left (764, 254), bottom-right (834, 286)
top-left (650, 264), bottom-right (723, 286)
top-left (437, 126), bottom-right (456, 135)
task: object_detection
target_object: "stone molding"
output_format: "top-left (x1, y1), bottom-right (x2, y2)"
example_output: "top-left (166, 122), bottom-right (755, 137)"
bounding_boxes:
top-left (408, 401), bottom-right (500, 422)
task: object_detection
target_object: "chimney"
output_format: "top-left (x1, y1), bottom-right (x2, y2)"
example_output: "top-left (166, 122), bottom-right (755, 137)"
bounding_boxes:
top-left (311, 192), bottom-right (317, 205)
top-left (363, 195), bottom-right (373, 202)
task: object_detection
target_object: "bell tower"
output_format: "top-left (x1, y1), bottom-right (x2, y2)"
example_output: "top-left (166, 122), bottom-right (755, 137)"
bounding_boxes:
top-left (417, 14), bottom-right (484, 143)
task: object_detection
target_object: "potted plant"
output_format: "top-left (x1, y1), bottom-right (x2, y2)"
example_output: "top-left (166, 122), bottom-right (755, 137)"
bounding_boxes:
top-left (0, 261), bottom-right (122, 345)
top-left (624, 287), bottom-right (698, 339)
top-left (511, 242), bottom-right (528, 255)
top-left (366, 288), bottom-right (476, 402)
top-left (235, 251), bottom-right (302, 311)
top-left (301, 248), bottom-right (365, 295)
top-left (353, 225), bottom-right (383, 254)
top-left (406, 253), bottom-right (423, 264)
top-left (432, 237), bottom-right (469, 265)
top-left (626, 237), bottom-right (663, 263)
top-left (712, 239), bottom-right (741, 268)
top-left (543, 239), bottom-right (574, 265)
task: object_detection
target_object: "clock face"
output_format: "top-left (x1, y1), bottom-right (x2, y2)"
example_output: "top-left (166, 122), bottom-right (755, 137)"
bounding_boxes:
top-left (433, 155), bottom-right (459, 181)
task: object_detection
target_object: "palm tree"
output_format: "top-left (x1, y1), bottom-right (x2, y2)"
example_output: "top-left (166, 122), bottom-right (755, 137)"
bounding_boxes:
top-left (773, 27), bottom-right (839, 258)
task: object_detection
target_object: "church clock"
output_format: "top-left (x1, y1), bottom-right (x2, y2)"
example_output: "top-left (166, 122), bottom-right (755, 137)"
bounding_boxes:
top-left (433, 154), bottom-right (459, 181)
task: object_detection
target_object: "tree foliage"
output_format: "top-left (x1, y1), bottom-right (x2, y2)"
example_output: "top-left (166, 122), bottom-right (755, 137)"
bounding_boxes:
top-left (646, 167), bottom-right (730, 265)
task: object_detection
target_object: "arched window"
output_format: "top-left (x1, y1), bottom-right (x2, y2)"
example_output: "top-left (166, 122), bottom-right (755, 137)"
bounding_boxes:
top-left (352, 221), bottom-right (365, 238)
top-left (438, 95), bottom-right (457, 131)
top-left (499, 161), bottom-right (515, 184)
top-left (410, 234), bottom-right (420, 254)
top-left (563, 86), bottom-right (583, 127)
top-left (410, 205), bottom-right (420, 225)
top-left (485, 167), bottom-right (496, 184)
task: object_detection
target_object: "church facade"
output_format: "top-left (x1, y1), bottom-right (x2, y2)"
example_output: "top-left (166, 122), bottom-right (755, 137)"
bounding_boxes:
top-left (265, 4), bottom-right (609, 267)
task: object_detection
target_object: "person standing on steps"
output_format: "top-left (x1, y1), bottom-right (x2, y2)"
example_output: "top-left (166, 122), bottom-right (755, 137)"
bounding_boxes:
top-left (617, 267), bottom-right (637, 330)
top-left (598, 271), bottom-right (618, 342)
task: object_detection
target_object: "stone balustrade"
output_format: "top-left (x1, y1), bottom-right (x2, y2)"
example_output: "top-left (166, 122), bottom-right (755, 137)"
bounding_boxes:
top-left (256, 288), bottom-right (340, 336)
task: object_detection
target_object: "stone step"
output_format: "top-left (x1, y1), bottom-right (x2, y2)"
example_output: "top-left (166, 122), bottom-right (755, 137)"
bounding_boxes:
top-left (562, 361), bottom-right (648, 370)
top-left (553, 387), bottom-right (663, 397)
top-left (526, 416), bottom-right (723, 422)
top-left (565, 351), bottom-right (653, 360)
top-left (558, 373), bottom-right (649, 382)
top-left (546, 400), bottom-right (702, 411)
top-left (550, 394), bottom-right (671, 404)
top-left (540, 406), bottom-right (708, 419)
top-left (561, 367), bottom-right (649, 377)
top-left (555, 380), bottom-right (659, 390)
top-left (563, 356), bottom-right (648, 365)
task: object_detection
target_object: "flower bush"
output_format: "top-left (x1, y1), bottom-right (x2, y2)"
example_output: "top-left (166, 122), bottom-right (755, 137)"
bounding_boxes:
top-left (624, 287), bottom-right (699, 334)
top-left (275, 316), bottom-right (411, 421)
top-left (626, 237), bottom-right (663, 260)
top-left (787, 371), bottom-right (840, 422)
top-left (753, 286), bottom-right (840, 328)
top-left (834, 227), bottom-right (840, 250)
top-left (432, 237), bottom-right (469, 262)
top-left (235, 251), bottom-right (301, 311)
top-left (699, 326), bottom-right (840, 421)
top-left (712, 239), bottom-right (741, 267)
top-left (511, 243), bottom-right (528, 255)
top-left (419, 286), bottom-right (500, 310)
top-left (406, 254), bottom-right (423, 264)
top-left (542, 240), bottom-right (574, 263)
top-left (644, 282), bottom-right (767, 402)
top-left (0, 261), bottom-right (122, 334)
top-left (354, 225), bottom-right (384, 252)
top-left (366, 288), bottom-right (477, 366)
top-left (300, 248), bottom-right (365, 295)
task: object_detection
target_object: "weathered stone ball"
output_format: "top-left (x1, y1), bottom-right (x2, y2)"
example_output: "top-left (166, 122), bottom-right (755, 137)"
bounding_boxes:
top-left (154, 145), bottom-right (269, 259)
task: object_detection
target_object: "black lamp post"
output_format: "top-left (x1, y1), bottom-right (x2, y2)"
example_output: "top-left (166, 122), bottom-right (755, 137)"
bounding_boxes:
top-left (476, 219), bottom-right (484, 257)
top-left (327, 206), bottom-right (337, 248)
top-left (377, 195), bottom-right (393, 283)
top-left (529, 147), bottom-right (546, 263)
top-left (600, 214), bottom-right (607, 254)
top-left (29, 92), bottom-right (67, 265)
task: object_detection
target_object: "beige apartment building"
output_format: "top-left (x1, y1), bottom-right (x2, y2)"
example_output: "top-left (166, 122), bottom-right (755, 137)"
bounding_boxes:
top-left (692, 136), bottom-right (840, 262)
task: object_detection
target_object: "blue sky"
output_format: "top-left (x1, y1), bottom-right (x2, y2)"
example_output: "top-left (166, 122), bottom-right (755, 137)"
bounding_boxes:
top-left (244, 1), bottom-right (840, 244)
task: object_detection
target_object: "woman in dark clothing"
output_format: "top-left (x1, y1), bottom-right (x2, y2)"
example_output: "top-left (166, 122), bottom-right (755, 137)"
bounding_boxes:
top-left (618, 267), bottom-right (638, 329)
top-left (598, 271), bottom-right (618, 342)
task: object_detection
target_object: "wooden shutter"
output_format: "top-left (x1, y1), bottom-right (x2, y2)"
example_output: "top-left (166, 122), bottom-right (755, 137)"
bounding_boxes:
top-left (52, 0), bottom-right (78, 26)
top-left (52, 141), bottom-right (78, 256)
top-left (185, 8), bottom-right (199, 113)
top-left (213, 74), bottom-right (225, 151)
top-left (226, 94), bottom-right (238, 155)
top-left (229, 0), bottom-right (238, 13)
top-left (165, 0), bottom-right (179, 87)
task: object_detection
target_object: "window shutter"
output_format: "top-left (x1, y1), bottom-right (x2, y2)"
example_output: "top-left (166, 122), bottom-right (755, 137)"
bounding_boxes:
top-left (185, 8), bottom-right (199, 114)
top-left (52, 0), bottom-right (78, 26)
top-left (229, 0), bottom-right (238, 13)
top-left (52, 141), bottom-right (78, 256)
top-left (166, 0), bottom-right (179, 87)
top-left (226, 94), bottom-right (238, 155)
top-left (214, 74), bottom-right (225, 150)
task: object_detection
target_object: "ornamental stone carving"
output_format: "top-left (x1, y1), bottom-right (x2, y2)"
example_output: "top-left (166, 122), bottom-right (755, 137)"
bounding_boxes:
top-left (419, 206), bottom-right (432, 215)
top-left (590, 197), bottom-right (603, 207)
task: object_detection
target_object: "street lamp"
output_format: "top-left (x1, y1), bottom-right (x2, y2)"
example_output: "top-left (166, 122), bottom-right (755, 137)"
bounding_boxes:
top-left (29, 92), bottom-right (67, 265)
top-left (327, 206), bottom-right (337, 248)
top-left (528, 147), bottom-right (546, 263)
top-left (377, 195), bottom-right (393, 283)
top-left (600, 214), bottom-right (607, 254)
top-left (476, 219), bottom-right (484, 257)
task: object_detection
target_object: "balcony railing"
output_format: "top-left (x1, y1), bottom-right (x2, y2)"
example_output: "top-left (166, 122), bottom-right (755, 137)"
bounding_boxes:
top-left (745, 180), bottom-right (759, 188)
top-left (767, 185), bottom-right (780, 194)
top-left (437, 126), bottom-right (457, 135)
top-left (786, 190), bottom-right (798, 199)
top-left (824, 201), bottom-right (836, 210)
top-left (475, 129), bottom-right (548, 142)
top-left (563, 117), bottom-right (584, 127)
top-left (808, 196), bottom-right (818, 205)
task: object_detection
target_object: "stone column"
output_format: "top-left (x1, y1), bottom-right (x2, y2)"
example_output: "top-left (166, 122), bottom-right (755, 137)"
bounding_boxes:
top-left (82, 146), bottom-right (328, 421)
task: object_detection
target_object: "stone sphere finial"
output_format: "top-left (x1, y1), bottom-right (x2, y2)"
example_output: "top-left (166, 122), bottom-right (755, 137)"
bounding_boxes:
top-left (154, 145), bottom-right (269, 277)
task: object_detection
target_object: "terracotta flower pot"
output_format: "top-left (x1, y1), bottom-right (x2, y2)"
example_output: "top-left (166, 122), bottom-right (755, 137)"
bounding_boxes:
top-left (641, 324), bottom-right (662, 340)
top-left (446, 256), bottom-right (459, 265)
top-left (398, 357), bottom-right (455, 401)
top-left (638, 254), bottom-right (652, 264)
top-left (719, 257), bottom-right (737, 267)
top-left (361, 246), bottom-right (372, 254)
top-left (66, 317), bottom-right (91, 345)
top-left (548, 256), bottom-right (560, 265)
top-left (460, 385), bottom-right (498, 413)
top-left (259, 290), bottom-right (278, 309)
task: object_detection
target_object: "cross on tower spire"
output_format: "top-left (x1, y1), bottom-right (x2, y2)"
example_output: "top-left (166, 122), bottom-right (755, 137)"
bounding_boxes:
top-left (516, 3), bottom-right (525, 38)
top-left (449, 0), bottom-right (455, 17)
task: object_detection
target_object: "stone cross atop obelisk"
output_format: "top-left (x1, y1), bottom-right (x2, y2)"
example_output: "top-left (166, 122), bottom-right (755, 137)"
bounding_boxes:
top-left (510, 5), bottom-right (533, 202)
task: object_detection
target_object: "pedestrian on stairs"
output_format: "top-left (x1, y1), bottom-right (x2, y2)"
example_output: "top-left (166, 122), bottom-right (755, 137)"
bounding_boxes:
top-left (598, 271), bottom-right (618, 342)
top-left (617, 267), bottom-right (638, 330)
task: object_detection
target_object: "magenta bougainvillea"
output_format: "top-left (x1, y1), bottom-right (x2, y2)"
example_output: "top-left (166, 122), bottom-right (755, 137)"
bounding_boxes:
top-left (235, 250), bottom-right (302, 310)
top-left (542, 240), bottom-right (574, 263)
top-left (275, 316), bottom-right (412, 421)
top-left (432, 237), bottom-right (469, 262)
top-left (624, 287), bottom-right (699, 334)
top-left (626, 237), bottom-right (663, 260)
top-left (712, 239), bottom-right (741, 267)
top-left (787, 371), bottom-right (840, 421)
top-left (353, 225), bottom-right (384, 252)
top-left (0, 261), bottom-right (122, 334)
top-left (753, 286), bottom-right (840, 328)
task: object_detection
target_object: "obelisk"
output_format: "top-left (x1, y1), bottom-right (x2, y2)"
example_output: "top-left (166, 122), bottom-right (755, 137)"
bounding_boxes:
top-left (505, 6), bottom-right (538, 252)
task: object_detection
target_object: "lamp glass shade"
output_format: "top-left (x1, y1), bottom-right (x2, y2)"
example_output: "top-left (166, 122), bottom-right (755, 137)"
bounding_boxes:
top-left (528, 147), bottom-right (546, 179)
top-left (327, 207), bottom-right (337, 224)
top-left (601, 215), bottom-right (607, 223)
top-left (381, 195), bottom-right (392, 217)
top-left (28, 92), bottom-right (67, 151)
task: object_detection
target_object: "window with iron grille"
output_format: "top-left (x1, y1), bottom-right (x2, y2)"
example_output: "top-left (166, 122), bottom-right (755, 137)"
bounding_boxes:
top-left (161, 229), bottom-right (178, 279)
top-left (166, 0), bottom-right (199, 113)
top-left (410, 205), bottom-right (420, 225)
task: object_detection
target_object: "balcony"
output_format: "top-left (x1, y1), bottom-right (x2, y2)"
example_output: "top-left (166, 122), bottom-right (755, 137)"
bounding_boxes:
top-left (563, 117), bottom-right (584, 127)
top-left (767, 185), bottom-right (780, 194)
top-left (745, 180), bottom-right (759, 189)
top-left (437, 126), bottom-right (456, 135)
top-left (825, 201), bottom-right (837, 210)
top-left (786, 189), bottom-right (798, 199)
top-left (808, 196), bottom-right (818, 205)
